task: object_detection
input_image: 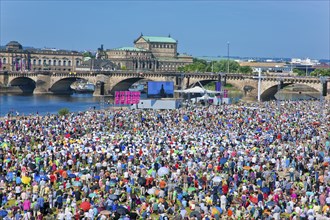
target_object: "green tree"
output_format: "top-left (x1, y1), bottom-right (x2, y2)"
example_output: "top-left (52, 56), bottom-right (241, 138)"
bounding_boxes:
top-left (293, 68), bottom-right (306, 76)
top-left (179, 58), bottom-right (241, 73)
top-left (58, 108), bottom-right (70, 116)
top-left (83, 51), bottom-right (95, 58)
top-left (239, 66), bottom-right (253, 74)
top-left (310, 68), bottom-right (330, 76)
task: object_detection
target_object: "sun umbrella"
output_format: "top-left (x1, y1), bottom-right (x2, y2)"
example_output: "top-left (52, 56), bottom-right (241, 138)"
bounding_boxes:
top-left (100, 210), bottom-right (111, 216)
top-left (22, 176), bottom-right (31, 184)
top-left (69, 174), bottom-right (76, 178)
top-left (188, 187), bottom-right (196, 192)
top-left (190, 211), bottom-right (201, 219)
top-left (212, 176), bottom-right (222, 183)
top-left (261, 187), bottom-right (270, 193)
top-left (0, 210), bottom-right (8, 217)
top-left (137, 177), bottom-right (146, 186)
top-left (117, 206), bottom-right (128, 215)
top-left (28, 163), bottom-right (37, 170)
top-left (73, 181), bottom-right (82, 187)
top-left (81, 170), bottom-right (89, 175)
top-left (249, 196), bottom-right (258, 204)
top-left (157, 167), bottom-right (169, 176)
top-left (147, 188), bottom-right (156, 195)
top-left (266, 201), bottom-right (275, 207)
top-left (80, 201), bottom-right (91, 211)
top-left (147, 168), bottom-right (154, 175)
top-left (175, 187), bottom-right (183, 193)
top-left (109, 194), bottom-right (119, 201)
top-left (243, 166), bottom-right (251, 171)
top-left (89, 193), bottom-right (97, 198)
top-left (40, 175), bottom-right (49, 181)
top-left (211, 207), bottom-right (221, 215)
top-left (219, 158), bottom-right (228, 165)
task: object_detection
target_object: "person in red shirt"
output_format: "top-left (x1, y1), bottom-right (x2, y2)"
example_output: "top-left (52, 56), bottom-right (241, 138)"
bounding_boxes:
top-left (222, 183), bottom-right (229, 195)
top-left (50, 173), bottom-right (57, 185)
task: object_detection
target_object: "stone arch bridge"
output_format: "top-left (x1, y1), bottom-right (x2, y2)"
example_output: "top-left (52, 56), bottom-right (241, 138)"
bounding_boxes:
top-left (0, 71), bottom-right (329, 101)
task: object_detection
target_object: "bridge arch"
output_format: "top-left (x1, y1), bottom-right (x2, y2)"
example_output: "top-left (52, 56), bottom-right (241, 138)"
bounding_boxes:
top-left (109, 77), bottom-right (154, 94)
top-left (9, 77), bottom-right (36, 93)
top-left (50, 77), bottom-right (92, 94)
top-left (261, 83), bottom-right (321, 101)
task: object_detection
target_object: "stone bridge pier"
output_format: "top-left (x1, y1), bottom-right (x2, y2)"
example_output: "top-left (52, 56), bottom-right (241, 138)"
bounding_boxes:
top-left (34, 73), bottom-right (52, 94)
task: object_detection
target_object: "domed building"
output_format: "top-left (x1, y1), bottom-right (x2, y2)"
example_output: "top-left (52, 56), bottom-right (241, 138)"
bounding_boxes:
top-left (6, 41), bottom-right (23, 51)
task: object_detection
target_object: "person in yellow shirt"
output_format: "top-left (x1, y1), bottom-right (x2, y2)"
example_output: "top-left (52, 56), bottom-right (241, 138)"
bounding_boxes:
top-left (313, 203), bottom-right (321, 214)
top-left (322, 204), bottom-right (329, 215)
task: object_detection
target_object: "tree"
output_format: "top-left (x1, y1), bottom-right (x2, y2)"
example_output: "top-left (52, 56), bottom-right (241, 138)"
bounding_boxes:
top-left (58, 108), bottom-right (69, 116)
top-left (239, 66), bottom-right (253, 74)
top-left (310, 68), bottom-right (330, 76)
top-left (83, 51), bottom-right (95, 58)
top-left (293, 68), bottom-right (305, 76)
top-left (178, 58), bottom-right (241, 73)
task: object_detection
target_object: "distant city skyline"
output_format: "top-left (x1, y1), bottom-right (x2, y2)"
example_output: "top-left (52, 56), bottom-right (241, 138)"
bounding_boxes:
top-left (1, 1), bottom-right (329, 60)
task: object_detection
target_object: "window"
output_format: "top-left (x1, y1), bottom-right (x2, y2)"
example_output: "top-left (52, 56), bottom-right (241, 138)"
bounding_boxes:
top-left (63, 61), bottom-right (66, 66)
top-left (53, 60), bottom-right (57, 66)
top-left (38, 60), bottom-right (42, 65)
top-left (33, 59), bottom-right (36, 65)
top-left (48, 60), bottom-right (51, 65)
top-left (68, 61), bottom-right (71, 66)
top-left (43, 60), bottom-right (47, 65)
top-left (3, 58), bottom-right (6, 64)
top-left (58, 60), bottom-right (62, 66)
top-left (171, 45), bottom-right (174, 48)
top-left (76, 60), bottom-right (80, 66)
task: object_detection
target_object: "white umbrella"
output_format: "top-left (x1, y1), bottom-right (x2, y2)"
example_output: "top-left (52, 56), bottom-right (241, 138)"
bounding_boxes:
top-left (157, 167), bottom-right (169, 177)
top-left (147, 188), bottom-right (156, 195)
top-left (212, 176), bottom-right (222, 183)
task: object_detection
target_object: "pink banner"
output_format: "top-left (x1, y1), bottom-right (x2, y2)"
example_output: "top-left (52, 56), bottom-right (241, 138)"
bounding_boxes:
top-left (115, 91), bottom-right (141, 105)
top-left (223, 89), bottom-right (228, 98)
top-left (120, 91), bottom-right (125, 104)
top-left (126, 91), bottom-right (131, 104)
top-left (115, 91), bottom-right (120, 105)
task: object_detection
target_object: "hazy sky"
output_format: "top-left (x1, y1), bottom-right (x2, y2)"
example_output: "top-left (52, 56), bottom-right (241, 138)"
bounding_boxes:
top-left (1, 0), bottom-right (329, 59)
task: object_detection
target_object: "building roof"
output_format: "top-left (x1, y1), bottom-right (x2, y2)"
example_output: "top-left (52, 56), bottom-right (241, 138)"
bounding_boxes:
top-left (111, 47), bottom-right (147, 52)
top-left (239, 62), bottom-right (286, 67)
top-left (141, 36), bottom-right (177, 43)
top-left (6, 41), bottom-right (23, 50)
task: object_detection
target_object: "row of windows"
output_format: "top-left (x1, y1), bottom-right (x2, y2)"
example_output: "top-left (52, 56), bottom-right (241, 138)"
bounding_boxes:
top-left (1, 58), bottom-right (80, 66)
top-left (152, 44), bottom-right (174, 49)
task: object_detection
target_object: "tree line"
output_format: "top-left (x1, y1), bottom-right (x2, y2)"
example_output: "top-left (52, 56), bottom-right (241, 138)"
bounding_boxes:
top-left (294, 68), bottom-right (330, 77)
top-left (177, 58), bottom-right (253, 74)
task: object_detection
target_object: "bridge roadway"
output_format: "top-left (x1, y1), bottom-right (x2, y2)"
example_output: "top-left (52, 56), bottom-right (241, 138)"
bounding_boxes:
top-left (0, 70), bottom-right (328, 101)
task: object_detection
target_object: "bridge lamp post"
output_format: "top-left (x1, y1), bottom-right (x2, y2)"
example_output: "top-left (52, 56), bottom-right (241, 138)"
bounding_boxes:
top-left (320, 76), bottom-right (326, 121)
top-left (257, 68), bottom-right (262, 102)
top-left (277, 78), bottom-right (283, 110)
top-left (227, 42), bottom-right (230, 75)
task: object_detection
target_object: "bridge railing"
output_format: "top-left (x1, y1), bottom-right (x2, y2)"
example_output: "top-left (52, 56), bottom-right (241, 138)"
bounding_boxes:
top-left (0, 70), bottom-right (328, 81)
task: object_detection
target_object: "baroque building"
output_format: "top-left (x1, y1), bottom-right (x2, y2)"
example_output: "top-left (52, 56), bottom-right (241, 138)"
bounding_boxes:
top-left (0, 41), bottom-right (83, 72)
top-left (106, 34), bottom-right (193, 71)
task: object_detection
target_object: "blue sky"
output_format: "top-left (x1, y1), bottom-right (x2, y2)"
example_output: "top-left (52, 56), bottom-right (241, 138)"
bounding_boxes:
top-left (1, 1), bottom-right (329, 59)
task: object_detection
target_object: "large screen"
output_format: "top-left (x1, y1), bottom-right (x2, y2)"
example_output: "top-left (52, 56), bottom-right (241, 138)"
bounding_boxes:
top-left (147, 81), bottom-right (174, 98)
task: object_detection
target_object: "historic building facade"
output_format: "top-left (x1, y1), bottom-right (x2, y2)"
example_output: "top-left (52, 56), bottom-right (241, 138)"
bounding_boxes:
top-left (0, 41), bottom-right (83, 72)
top-left (106, 34), bottom-right (193, 71)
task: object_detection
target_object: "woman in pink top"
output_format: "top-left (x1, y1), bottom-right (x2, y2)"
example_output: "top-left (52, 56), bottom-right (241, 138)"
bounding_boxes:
top-left (23, 199), bottom-right (31, 211)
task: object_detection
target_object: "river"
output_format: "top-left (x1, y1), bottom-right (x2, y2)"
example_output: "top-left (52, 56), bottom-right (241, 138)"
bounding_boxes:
top-left (0, 91), bottom-right (322, 117)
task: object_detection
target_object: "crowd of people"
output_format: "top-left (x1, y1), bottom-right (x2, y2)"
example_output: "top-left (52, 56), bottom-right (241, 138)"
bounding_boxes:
top-left (0, 100), bottom-right (329, 220)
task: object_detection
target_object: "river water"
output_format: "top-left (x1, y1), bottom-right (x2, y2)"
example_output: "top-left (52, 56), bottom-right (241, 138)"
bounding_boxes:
top-left (0, 93), bottom-right (102, 117)
top-left (0, 91), bottom-right (321, 117)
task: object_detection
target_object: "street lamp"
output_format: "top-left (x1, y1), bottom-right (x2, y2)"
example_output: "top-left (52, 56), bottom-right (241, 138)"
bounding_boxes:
top-left (320, 76), bottom-right (326, 120)
top-left (227, 42), bottom-right (230, 75)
